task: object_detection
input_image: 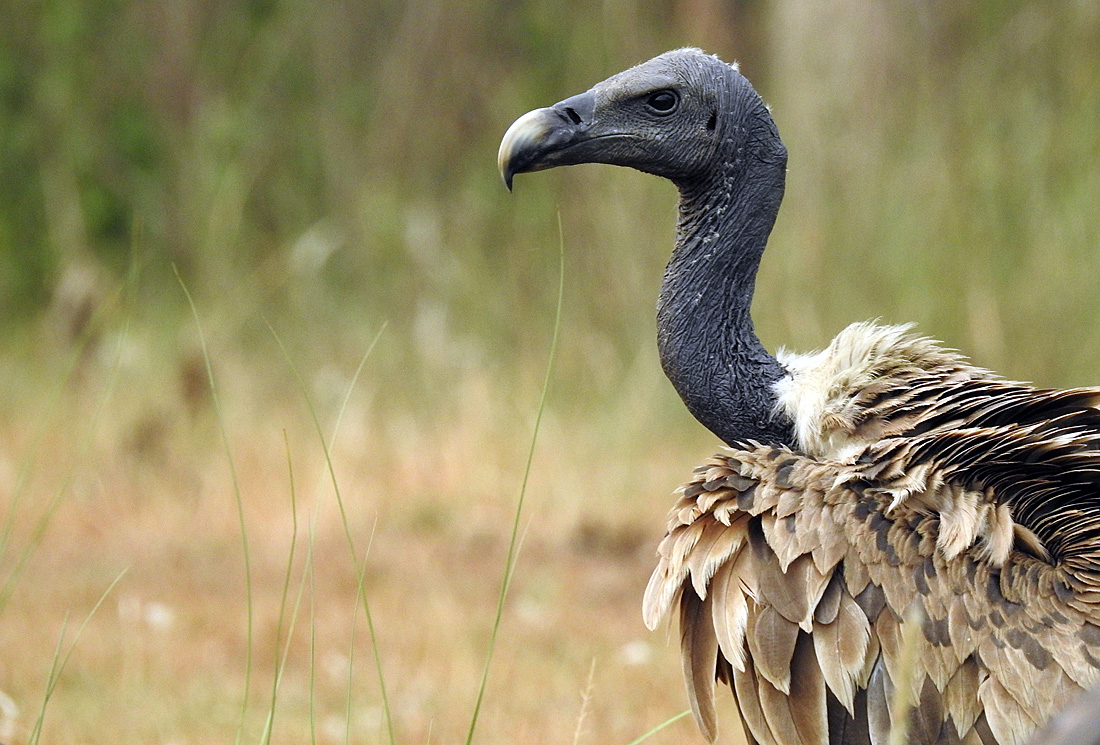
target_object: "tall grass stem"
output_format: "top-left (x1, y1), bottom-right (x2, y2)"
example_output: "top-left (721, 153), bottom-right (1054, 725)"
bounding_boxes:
top-left (27, 569), bottom-right (128, 745)
top-left (463, 213), bottom-right (566, 745)
top-left (266, 320), bottom-right (395, 745)
top-left (174, 265), bottom-right (255, 745)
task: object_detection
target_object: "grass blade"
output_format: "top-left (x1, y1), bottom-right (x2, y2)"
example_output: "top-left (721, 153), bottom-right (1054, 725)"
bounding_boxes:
top-left (342, 519), bottom-right (376, 745)
top-left (258, 430), bottom-right (305, 745)
top-left (28, 568), bottom-right (129, 745)
top-left (265, 320), bottom-right (395, 745)
top-left (463, 213), bottom-right (566, 745)
top-left (174, 265), bottom-right (254, 745)
top-left (623, 710), bottom-right (691, 745)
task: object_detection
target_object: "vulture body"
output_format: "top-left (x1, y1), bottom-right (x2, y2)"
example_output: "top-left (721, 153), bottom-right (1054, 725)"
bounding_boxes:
top-left (498, 48), bottom-right (1100, 745)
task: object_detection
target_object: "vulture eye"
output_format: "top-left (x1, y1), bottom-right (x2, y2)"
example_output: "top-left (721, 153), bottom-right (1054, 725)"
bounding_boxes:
top-left (645, 90), bottom-right (679, 115)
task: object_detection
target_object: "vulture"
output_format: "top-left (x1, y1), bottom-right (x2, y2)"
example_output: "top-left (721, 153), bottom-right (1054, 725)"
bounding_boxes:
top-left (498, 48), bottom-right (1100, 745)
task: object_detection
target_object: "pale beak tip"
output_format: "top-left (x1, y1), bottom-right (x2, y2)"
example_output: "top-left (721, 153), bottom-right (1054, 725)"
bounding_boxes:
top-left (497, 107), bottom-right (556, 193)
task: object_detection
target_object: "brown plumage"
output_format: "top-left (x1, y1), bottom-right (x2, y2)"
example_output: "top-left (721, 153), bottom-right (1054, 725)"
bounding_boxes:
top-left (644, 325), bottom-right (1100, 745)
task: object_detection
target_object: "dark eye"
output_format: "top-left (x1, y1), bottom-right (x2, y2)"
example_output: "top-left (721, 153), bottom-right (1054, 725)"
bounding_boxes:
top-left (645, 90), bottom-right (679, 115)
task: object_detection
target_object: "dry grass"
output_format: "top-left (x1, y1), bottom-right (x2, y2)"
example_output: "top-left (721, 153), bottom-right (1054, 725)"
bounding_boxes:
top-left (0, 344), bottom-right (734, 745)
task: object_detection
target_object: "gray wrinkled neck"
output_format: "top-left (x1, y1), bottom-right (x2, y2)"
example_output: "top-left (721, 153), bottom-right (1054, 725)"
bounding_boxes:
top-left (656, 112), bottom-right (794, 447)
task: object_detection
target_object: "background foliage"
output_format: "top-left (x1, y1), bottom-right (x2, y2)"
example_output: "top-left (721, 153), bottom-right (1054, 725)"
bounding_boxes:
top-left (0, 1), bottom-right (1098, 743)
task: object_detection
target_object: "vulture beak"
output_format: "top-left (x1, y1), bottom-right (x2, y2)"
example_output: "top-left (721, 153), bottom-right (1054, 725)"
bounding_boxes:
top-left (498, 91), bottom-right (596, 190)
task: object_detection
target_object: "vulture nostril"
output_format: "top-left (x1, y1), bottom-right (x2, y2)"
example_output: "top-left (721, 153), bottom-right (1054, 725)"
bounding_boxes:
top-left (563, 107), bottom-right (582, 125)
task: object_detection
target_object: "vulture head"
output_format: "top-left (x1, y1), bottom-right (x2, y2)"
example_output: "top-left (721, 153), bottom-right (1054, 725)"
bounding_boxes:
top-left (498, 49), bottom-right (794, 448)
top-left (498, 48), bottom-right (785, 193)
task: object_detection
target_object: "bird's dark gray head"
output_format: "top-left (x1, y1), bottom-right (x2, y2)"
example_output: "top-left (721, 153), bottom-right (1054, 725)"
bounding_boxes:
top-left (498, 48), bottom-right (783, 191)
top-left (499, 49), bottom-right (795, 448)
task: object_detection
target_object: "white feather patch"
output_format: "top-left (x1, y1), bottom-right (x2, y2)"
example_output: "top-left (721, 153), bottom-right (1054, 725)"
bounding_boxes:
top-left (773, 323), bottom-right (922, 460)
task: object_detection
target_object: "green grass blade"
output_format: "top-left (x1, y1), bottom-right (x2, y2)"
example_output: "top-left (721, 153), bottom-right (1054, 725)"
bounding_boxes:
top-left (258, 430), bottom-right (304, 745)
top-left (622, 710), bottom-right (692, 745)
top-left (28, 568), bottom-right (129, 745)
top-left (265, 320), bottom-right (395, 745)
top-left (174, 265), bottom-right (254, 745)
top-left (345, 518), bottom-right (377, 745)
top-left (330, 322), bottom-right (388, 442)
top-left (463, 214), bottom-right (566, 745)
top-left (27, 612), bottom-right (69, 745)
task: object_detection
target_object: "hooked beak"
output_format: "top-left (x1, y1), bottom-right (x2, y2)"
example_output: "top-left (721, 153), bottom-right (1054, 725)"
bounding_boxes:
top-left (497, 91), bottom-right (596, 190)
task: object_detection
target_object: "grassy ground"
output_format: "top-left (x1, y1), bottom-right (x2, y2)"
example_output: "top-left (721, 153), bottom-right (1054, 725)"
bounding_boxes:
top-left (0, 347), bottom-right (715, 745)
top-left (2, 1), bottom-right (1100, 744)
top-left (0, 304), bottom-right (723, 744)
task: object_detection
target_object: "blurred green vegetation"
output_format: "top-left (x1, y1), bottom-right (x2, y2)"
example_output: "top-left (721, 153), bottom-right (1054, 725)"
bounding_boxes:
top-left (1, 0), bottom-right (1099, 439)
top-left (0, 3), bottom-right (1098, 742)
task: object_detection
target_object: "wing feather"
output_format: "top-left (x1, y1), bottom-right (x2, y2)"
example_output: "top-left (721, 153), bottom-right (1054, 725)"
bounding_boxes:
top-left (747, 604), bottom-right (799, 695)
top-left (681, 587), bottom-right (719, 741)
top-left (711, 549), bottom-right (751, 671)
top-left (979, 675), bottom-right (1042, 745)
top-left (813, 589), bottom-right (871, 715)
top-left (788, 632), bottom-right (829, 745)
top-left (734, 653), bottom-right (781, 745)
top-left (944, 657), bottom-right (984, 736)
top-left (686, 518), bottom-right (745, 599)
top-left (750, 522), bottom-right (831, 632)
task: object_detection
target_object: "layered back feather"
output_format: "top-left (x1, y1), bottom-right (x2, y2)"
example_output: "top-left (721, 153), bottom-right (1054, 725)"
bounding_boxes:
top-left (644, 323), bottom-right (1100, 745)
